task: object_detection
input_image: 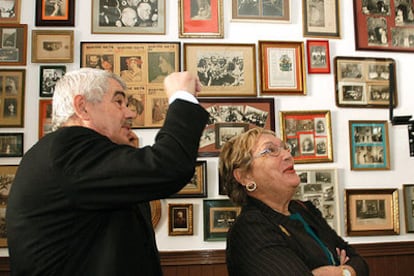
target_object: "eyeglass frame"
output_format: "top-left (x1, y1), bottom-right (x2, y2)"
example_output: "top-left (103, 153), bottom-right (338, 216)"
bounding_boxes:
top-left (253, 141), bottom-right (291, 159)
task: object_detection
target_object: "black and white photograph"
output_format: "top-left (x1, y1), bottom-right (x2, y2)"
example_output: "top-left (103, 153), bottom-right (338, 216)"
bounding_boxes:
top-left (0, 133), bottom-right (23, 157)
top-left (215, 123), bottom-right (248, 149)
top-left (232, 0), bottom-right (290, 22)
top-left (39, 65), bottom-right (66, 97)
top-left (0, 0), bottom-right (19, 24)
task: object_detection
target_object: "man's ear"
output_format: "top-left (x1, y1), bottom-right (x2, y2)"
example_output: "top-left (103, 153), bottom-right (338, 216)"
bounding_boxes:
top-left (73, 95), bottom-right (90, 120)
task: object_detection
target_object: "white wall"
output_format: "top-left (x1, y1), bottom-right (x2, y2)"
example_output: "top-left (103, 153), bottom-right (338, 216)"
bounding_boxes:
top-left (1, 0), bottom-right (414, 256)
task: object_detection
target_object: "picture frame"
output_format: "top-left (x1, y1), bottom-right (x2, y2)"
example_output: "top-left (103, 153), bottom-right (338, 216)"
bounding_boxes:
top-left (0, 69), bottom-right (25, 127)
top-left (183, 43), bottom-right (257, 97)
top-left (349, 120), bottom-right (390, 171)
top-left (0, 133), bottom-right (23, 157)
top-left (294, 168), bottom-right (341, 234)
top-left (199, 97), bottom-right (275, 157)
top-left (0, 165), bottom-right (18, 247)
top-left (91, 0), bottom-right (165, 34)
top-left (31, 30), bottom-right (74, 63)
top-left (345, 188), bottom-right (399, 236)
top-left (302, 0), bottom-right (341, 38)
top-left (81, 41), bottom-right (181, 129)
top-left (150, 200), bottom-right (161, 229)
top-left (258, 41), bottom-right (306, 95)
top-left (39, 99), bottom-right (53, 139)
top-left (203, 199), bottom-right (241, 241)
top-left (306, 40), bottom-right (331, 74)
top-left (39, 65), bottom-right (66, 97)
top-left (168, 203), bottom-right (193, 236)
top-left (179, 0), bottom-right (224, 38)
top-left (0, 0), bottom-right (21, 24)
top-left (353, 0), bottom-right (414, 52)
top-left (334, 56), bottom-right (397, 108)
top-left (279, 110), bottom-right (333, 164)
top-left (402, 184), bottom-right (414, 233)
top-left (231, 0), bottom-right (290, 23)
top-left (170, 160), bottom-right (207, 198)
top-left (35, 0), bottom-right (75, 26)
top-left (0, 24), bottom-right (27, 66)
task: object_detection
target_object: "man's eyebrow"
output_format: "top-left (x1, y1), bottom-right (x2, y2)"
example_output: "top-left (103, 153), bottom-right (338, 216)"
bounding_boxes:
top-left (113, 91), bottom-right (126, 98)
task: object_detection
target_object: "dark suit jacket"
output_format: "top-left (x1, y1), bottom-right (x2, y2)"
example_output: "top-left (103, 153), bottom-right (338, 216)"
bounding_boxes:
top-left (226, 197), bottom-right (369, 276)
top-left (6, 100), bottom-right (209, 276)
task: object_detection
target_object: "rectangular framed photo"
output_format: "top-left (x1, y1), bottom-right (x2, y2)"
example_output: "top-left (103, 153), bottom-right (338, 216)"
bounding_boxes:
top-left (199, 97), bottom-right (275, 157)
top-left (302, 0), bottom-right (340, 38)
top-left (0, 0), bottom-right (21, 24)
top-left (81, 41), bottom-right (180, 129)
top-left (345, 188), bottom-right (399, 236)
top-left (0, 24), bottom-right (27, 66)
top-left (184, 43), bottom-right (257, 97)
top-left (203, 199), bottom-right (241, 241)
top-left (39, 99), bottom-right (53, 139)
top-left (294, 168), bottom-right (341, 234)
top-left (258, 41), bottom-right (306, 95)
top-left (279, 110), bottom-right (333, 164)
top-left (306, 40), bottom-right (330, 74)
top-left (0, 133), bottom-right (23, 157)
top-left (168, 203), bottom-right (193, 236)
top-left (39, 65), bottom-right (66, 97)
top-left (179, 0), bottom-right (223, 38)
top-left (0, 165), bottom-right (18, 247)
top-left (170, 160), bottom-right (207, 198)
top-left (348, 120), bottom-right (390, 170)
top-left (403, 184), bottom-right (414, 233)
top-left (334, 56), bottom-right (397, 108)
top-left (231, 0), bottom-right (290, 22)
top-left (35, 0), bottom-right (75, 26)
top-left (0, 69), bottom-right (25, 127)
top-left (92, 0), bottom-right (165, 34)
top-left (32, 30), bottom-right (74, 63)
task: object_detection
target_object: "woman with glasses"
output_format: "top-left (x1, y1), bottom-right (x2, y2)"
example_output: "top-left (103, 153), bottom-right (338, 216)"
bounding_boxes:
top-left (219, 128), bottom-right (368, 276)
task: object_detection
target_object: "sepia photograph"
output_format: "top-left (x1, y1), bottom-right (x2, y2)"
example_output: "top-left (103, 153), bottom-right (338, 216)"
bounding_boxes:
top-left (31, 30), bottom-right (73, 63)
top-left (168, 204), bottom-right (193, 236)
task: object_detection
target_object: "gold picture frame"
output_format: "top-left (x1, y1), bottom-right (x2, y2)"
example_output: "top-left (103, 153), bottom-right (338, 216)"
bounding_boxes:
top-left (0, 165), bottom-right (18, 247)
top-left (170, 160), bottom-right (207, 198)
top-left (168, 203), bottom-right (193, 236)
top-left (31, 30), bottom-right (74, 63)
top-left (0, 23), bottom-right (27, 66)
top-left (0, 0), bottom-right (21, 24)
top-left (402, 184), bottom-right (414, 233)
top-left (0, 69), bottom-right (25, 127)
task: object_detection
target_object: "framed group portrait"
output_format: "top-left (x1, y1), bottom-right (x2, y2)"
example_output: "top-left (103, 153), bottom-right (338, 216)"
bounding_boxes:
top-left (279, 110), bottom-right (333, 164)
top-left (35, 0), bottom-right (75, 26)
top-left (91, 0), bottom-right (165, 34)
top-left (345, 188), bottom-right (399, 236)
top-left (348, 120), bottom-right (390, 171)
top-left (0, 133), bottom-right (23, 157)
top-left (302, 0), bottom-right (341, 38)
top-left (31, 30), bottom-right (74, 63)
top-left (168, 203), bottom-right (193, 236)
top-left (306, 40), bottom-right (331, 74)
top-left (0, 24), bottom-right (27, 66)
top-left (0, 0), bottom-right (21, 24)
top-left (39, 65), bottom-right (66, 97)
top-left (0, 69), bottom-right (25, 128)
top-left (231, 0), bottom-right (290, 22)
top-left (402, 184), bottom-right (414, 233)
top-left (170, 160), bottom-right (207, 198)
top-left (0, 165), bottom-right (18, 247)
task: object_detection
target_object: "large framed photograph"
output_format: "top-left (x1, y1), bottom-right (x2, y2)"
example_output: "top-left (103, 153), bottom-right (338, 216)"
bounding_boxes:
top-left (168, 203), bottom-right (193, 236)
top-left (81, 41), bottom-right (180, 129)
top-left (179, 0), bottom-right (223, 38)
top-left (199, 98), bottom-right (275, 157)
top-left (203, 199), bottom-right (241, 241)
top-left (334, 56), bottom-right (397, 108)
top-left (31, 30), bottom-right (74, 63)
top-left (353, 0), bottom-right (414, 52)
top-left (92, 0), bottom-right (165, 34)
top-left (0, 24), bottom-right (27, 66)
top-left (231, 0), bottom-right (290, 22)
top-left (0, 69), bottom-right (25, 127)
top-left (0, 133), bottom-right (23, 157)
top-left (183, 43), bottom-right (257, 97)
top-left (279, 110), bottom-right (333, 164)
top-left (39, 99), bottom-right (53, 139)
top-left (294, 168), bottom-right (341, 234)
top-left (170, 160), bottom-right (207, 198)
top-left (258, 41), bottom-right (306, 95)
top-left (39, 65), bottom-right (66, 97)
top-left (348, 120), bottom-right (390, 170)
top-left (302, 0), bottom-right (340, 38)
top-left (0, 165), bottom-right (18, 247)
top-left (306, 40), bottom-right (331, 74)
top-left (403, 184), bottom-right (414, 233)
top-left (345, 188), bottom-right (399, 236)
top-left (0, 0), bottom-right (21, 24)
top-left (35, 0), bottom-right (75, 26)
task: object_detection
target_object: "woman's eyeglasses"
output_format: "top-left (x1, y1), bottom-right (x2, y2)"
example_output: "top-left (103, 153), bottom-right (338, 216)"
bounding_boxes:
top-left (254, 142), bottom-right (291, 159)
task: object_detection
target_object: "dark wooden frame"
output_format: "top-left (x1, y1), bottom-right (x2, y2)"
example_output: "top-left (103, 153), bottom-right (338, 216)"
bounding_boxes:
top-left (168, 203), bottom-right (193, 236)
top-left (35, 0), bottom-right (75, 26)
top-left (39, 65), bottom-right (66, 97)
top-left (0, 0), bottom-right (21, 24)
top-left (0, 69), bottom-right (25, 127)
top-left (170, 161), bottom-right (207, 198)
top-left (0, 24), bottom-right (27, 66)
top-left (0, 133), bottom-right (23, 157)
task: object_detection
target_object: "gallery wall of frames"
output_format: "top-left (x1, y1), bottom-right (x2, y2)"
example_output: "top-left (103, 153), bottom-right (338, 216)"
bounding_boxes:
top-left (0, 0), bottom-right (414, 254)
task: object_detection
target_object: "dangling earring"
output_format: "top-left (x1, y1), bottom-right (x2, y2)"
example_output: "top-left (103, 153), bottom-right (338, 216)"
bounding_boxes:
top-left (246, 182), bottom-right (257, 192)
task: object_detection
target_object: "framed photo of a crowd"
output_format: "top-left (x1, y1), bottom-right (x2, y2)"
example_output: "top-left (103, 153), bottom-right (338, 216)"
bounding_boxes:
top-left (170, 160), bottom-right (207, 198)
top-left (306, 40), bottom-right (331, 74)
top-left (348, 120), bottom-right (390, 170)
top-left (302, 0), bottom-right (340, 38)
top-left (168, 203), bottom-right (193, 236)
top-left (403, 184), bottom-right (414, 233)
top-left (0, 165), bottom-right (18, 247)
top-left (35, 0), bottom-right (75, 26)
top-left (81, 41), bottom-right (180, 129)
top-left (0, 0), bottom-right (21, 24)
top-left (31, 30), bottom-right (74, 63)
top-left (279, 110), bottom-right (333, 164)
top-left (0, 69), bottom-right (25, 128)
top-left (0, 24), bottom-right (27, 66)
top-left (198, 98), bottom-right (275, 157)
top-left (231, 0), bottom-right (290, 22)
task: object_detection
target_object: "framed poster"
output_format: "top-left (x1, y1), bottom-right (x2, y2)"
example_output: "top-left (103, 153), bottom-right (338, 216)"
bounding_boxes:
top-left (0, 69), bottom-right (25, 127)
top-left (0, 165), bottom-right (18, 247)
top-left (303, 0), bottom-right (340, 38)
top-left (0, 133), bottom-right (23, 157)
top-left (184, 43), bottom-right (257, 97)
top-left (403, 184), bottom-right (414, 233)
top-left (31, 30), bottom-right (74, 63)
top-left (258, 40), bottom-right (306, 95)
top-left (168, 203), bottom-right (193, 236)
top-left (179, 0), bottom-right (223, 38)
top-left (231, 0), bottom-right (290, 22)
top-left (0, 0), bottom-right (21, 24)
top-left (306, 40), bottom-right (331, 74)
top-left (279, 110), bottom-right (333, 164)
top-left (39, 99), bottom-right (53, 139)
top-left (39, 65), bottom-right (66, 97)
top-left (348, 120), bottom-right (390, 170)
top-left (170, 160), bottom-right (207, 198)
top-left (35, 0), bottom-right (75, 26)
top-left (81, 41), bottom-right (180, 129)
top-left (91, 0), bottom-right (165, 34)
top-left (0, 24), bottom-right (27, 66)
